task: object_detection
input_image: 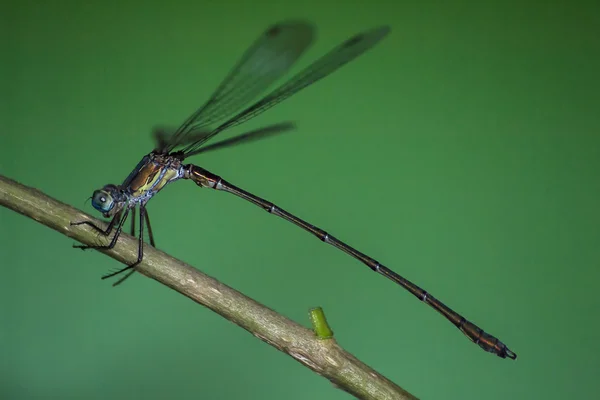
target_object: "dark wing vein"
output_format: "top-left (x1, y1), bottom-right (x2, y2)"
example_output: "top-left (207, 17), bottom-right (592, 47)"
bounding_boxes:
top-left (180, 25), bottom-right (391, 156)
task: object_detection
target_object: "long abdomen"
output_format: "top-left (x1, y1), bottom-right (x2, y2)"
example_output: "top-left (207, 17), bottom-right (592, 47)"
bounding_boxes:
top-left (184, 163), bottom-right (516, 359)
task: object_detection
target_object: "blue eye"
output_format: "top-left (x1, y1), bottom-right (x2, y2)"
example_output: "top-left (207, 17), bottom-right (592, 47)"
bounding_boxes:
top-left (91, 190), bottom-right (114, 213)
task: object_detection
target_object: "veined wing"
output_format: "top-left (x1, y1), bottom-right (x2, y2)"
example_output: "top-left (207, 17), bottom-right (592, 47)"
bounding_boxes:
top-left (180, 25), bottom-right (390, 157)
top-left (152, 122), bottom-right (295, 157)
top-left (158, 20), bottom-right (315, 154)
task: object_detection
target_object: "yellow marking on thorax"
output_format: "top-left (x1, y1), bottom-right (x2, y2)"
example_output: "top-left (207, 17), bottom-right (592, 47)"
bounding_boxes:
top-left (128, 160), bottom-right (179, 198)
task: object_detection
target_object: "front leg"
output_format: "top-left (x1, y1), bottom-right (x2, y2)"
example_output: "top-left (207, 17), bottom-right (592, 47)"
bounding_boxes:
top-left (71, 211), bottom-right (120, 234)
top-left (102, 205), bottom-right (147, 286)
top-left (72, 209), bottom-right (130, 251)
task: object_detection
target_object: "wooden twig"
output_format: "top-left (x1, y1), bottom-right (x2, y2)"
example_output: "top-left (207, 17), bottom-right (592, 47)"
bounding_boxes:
top-left (0, 174), bottom-right (417, 400)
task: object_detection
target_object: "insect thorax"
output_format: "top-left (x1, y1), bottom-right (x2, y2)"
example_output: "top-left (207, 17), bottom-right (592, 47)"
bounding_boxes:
top-left (126, 153), bottom-right (185, 202)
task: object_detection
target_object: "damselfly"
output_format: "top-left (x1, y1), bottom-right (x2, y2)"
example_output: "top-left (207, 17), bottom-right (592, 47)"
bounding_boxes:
top-left (72, 21), bottom-right (516, 360)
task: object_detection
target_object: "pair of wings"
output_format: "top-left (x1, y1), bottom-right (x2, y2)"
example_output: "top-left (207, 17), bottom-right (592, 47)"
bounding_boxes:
top-left (154, 20), bottom-right (390, 159)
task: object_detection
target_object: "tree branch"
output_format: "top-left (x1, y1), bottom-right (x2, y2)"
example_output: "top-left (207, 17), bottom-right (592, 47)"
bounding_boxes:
top-left (0, 174), bottom-right (417, 400)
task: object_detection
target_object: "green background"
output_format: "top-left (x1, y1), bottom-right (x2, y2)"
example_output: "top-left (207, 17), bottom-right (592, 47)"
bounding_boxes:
top-left (2, 0), bottom-right (599, 399)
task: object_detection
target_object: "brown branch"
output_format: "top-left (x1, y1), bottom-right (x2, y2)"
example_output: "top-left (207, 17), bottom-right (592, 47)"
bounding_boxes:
top-left (0, 174), bottom-right (418, 400)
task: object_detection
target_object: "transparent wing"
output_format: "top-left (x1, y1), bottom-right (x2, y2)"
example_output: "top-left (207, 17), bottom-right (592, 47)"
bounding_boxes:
top-left (154, 122), bottom-right (295, 156)
top-left (180, 25), bottom-right (391, 156)
top-left (185, 122), bottom-right (296, 157)
top-left (152, 126), bottom-right (211, 153)
top-left (160, 20), bottom-right (315, 153)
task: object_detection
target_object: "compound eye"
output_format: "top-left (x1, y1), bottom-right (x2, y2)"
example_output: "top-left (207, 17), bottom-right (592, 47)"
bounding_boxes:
top-left (91, 190), bottom-right (114, 213)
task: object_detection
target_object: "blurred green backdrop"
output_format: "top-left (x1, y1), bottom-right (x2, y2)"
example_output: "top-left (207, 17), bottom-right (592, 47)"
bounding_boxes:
top-left (2, 0), bottom-right (599, 399)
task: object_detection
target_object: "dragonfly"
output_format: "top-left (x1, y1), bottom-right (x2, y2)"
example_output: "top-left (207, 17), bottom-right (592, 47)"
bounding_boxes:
top-left (72, 20), bottom-right (516, 360)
